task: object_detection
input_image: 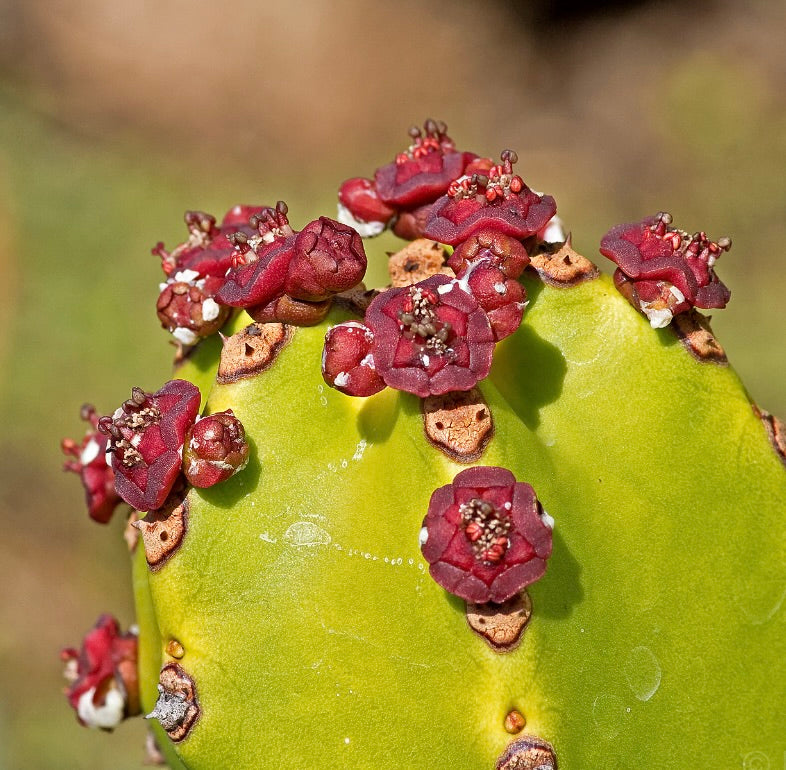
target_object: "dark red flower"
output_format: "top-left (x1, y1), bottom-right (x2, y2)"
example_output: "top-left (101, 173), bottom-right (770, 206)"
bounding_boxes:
top-left (337, 177), bottom-right (396, 237)
top-left (183, 410), bottom-right (249, 488)
top-left (461, 261), bottom-right (527, 342)
top-left (156, 274), bottom-right (230, 346)
top-left (98, 381), bottom-right (201, 512)
top-left (216, 201), bottom-right (297, 309)
top-left (61, 614), bottom-right (140, 729)
top-left (420, 466), bottom-right (553, 604)
top-left (423, 150), bottom-right (557, 246)
top-left (322, 321), bottom-right (386, 397)
top-left (448, 228), bottom-right (531, 279)
top-left (152, 207), bottom-right (264, 281)
top-left (285, 217), bottom-right (367, 302)
top-left (600, 211), bottom-right (732, 327)
top-left (374, 119), bottom-right (471, 209)
top-left (61, 405), bottom-right (122, 524)
top-left (364, 275), bottom-right (495, 397)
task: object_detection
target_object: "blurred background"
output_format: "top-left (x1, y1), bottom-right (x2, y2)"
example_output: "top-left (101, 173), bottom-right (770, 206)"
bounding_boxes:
top-left (0, 0), bottom-right (784, 766)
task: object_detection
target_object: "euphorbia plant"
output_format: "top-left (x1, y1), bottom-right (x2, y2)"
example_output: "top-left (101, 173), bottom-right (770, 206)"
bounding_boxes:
top-left (61, 120), bottom-right (786, 769)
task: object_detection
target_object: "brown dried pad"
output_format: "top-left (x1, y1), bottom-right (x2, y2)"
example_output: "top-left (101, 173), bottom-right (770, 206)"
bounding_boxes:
top-left (422, 388), bottom-right (494, 463)
top-left (671, 310), bottom-right (727, 364)
top-left (387, 239), bottom-right (452, 287)
top-left (756, 407), bottom-right (786, 467)
top-left (465, 591), bottom-right (532, 653)
top-left (217, 322), bottom-right (292, 384)
top-left (496, 735), bottom-right (558, 770)
top-left (156, 663), bottom-right (200, 742)
top-left (333, 283), bottom-right (379, 315)
top-left (132, 496), bottom-right (188, 571)
top-left (529, 241), bottom-right (598, 287)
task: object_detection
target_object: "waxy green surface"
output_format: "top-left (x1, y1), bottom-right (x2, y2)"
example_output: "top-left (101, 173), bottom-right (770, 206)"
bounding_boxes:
top-left (134, 271), bottom-right (786, 768)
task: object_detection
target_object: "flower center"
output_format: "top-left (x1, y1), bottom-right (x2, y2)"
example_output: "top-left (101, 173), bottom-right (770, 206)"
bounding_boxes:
top-left (396, 119), bottom-right (455, 164)
top-left (460, 497), bottom-right (511, 564)
top-left (448, 150), bottom-right (524, 203)
top-left (649, 211), bottom-right (731, 267)
top-left (397, 286), bottom-right (452, 357)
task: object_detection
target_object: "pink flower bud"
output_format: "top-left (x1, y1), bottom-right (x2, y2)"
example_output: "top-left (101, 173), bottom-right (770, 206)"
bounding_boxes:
top-left (183, 410), bottom-right (249, 488)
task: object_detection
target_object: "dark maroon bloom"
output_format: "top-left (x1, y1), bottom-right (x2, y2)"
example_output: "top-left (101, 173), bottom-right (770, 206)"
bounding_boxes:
top-left (462, 261), bottom-right (527, 342)
top-left (337, 177), bottom-right (396, 236)
top-left (285, 217), bottom-right (367, 302)
top-left (152, 207), bottom-right (264, 281)
top-left (62, 405), bottom-right (122, 524)
top-left (183, 410), bottom-right (249, 488)
top-left (156, 274), bottom-right (230, 346)
top-left (374, 119), bottom-right (470, 209)
top-left (420, 466), bottom-right (553, 604)
top-left (390, 203), bottom-right (433, 241)
top-left (448, 228), bottom-right (530, 279)
top-left (600, 212), bottom-right (732, 327)
top-left (364, 274), bottom-right (495, 397)
top-left (98, 381), bottom-right (201, 512)
top-left (423, 150), bottom-right (557, 246)
top-left (61, 614), bottom-right (140, 729)
top-left (248, 294), bottom-right (332, 326)
top-left (216, 201), bottom-right (297, 309)
top-left (322, 321), bottom-right (386, 397)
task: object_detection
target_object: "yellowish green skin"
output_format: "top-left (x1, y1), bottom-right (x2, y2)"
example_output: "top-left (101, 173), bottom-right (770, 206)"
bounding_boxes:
top-left (134, 270), bottom-right (786, 768)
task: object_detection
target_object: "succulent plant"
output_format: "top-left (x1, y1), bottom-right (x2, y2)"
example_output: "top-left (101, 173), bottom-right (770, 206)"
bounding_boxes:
top-left (61, 120), bottom-right (786, 769)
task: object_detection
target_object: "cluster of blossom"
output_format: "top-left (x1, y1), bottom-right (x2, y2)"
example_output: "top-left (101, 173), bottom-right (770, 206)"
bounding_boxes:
top-left (600, 211), bottom-right (732, 328)
top-left (64, 381), bottom-right (249, 521)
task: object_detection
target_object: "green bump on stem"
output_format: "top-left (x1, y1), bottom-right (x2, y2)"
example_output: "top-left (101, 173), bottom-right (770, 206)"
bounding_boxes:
top-left (133, 267), bottom-right (785, 768)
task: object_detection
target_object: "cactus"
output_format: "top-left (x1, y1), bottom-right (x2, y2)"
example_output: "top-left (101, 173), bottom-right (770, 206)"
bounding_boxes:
top-left (61, 121), bottom-right (786, 769)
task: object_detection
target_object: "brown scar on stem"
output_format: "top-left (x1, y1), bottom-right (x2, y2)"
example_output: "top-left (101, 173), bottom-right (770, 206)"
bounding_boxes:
top-left (496, 735), bottom-right (558, 770)
top-left (465, 590), bottom-right (532, 653)
top-left (671, 309), bottom-right (727, 364)
top-left (754, 406), bottom-right (786, 467)
top-left (528, 237), bottom-right (599, 287)
top-left (333, 283), bottom-right (379, 316)
top-left (387, 239), bottom-right (453, 287)
top-left (153, 663), bottom-right (200, 742)
top-left (504, 709), bottom-right (527, 735)
top-left (216, 322), bottom-right (292, 384)
top-left (132, 494), bottom-right (188, 571)
top-left (422, 387), bottom-right (494, 463)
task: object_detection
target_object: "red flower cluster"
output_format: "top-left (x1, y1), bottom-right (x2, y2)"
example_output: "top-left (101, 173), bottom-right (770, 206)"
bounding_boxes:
top-left (95, 381), bottom-right (248, 513)
top-left (61, 615), bottom-right (140, 729)
top-left (420, 467), bottom-right (553, 604)
top-left (61, 405), bottom-right (122, 524)
top-left (600, 211), bottom-right (732, 327)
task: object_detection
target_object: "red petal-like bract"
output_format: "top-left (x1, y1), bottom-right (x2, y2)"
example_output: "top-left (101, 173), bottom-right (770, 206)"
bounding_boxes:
top-left (462, 261), bottom-right (527, 342)
top-left (99, 380), bottom-right (201, 512)
top-left (61, 405), bottom-right (122, 524)
top-left (183, 410), bottom-right (250, 488)
top-left (420, 466), bottom-right (553, 604)
top-left (448, 228), bottom-right (531, 279)
top-left (600, 212), bottom-right (731, 314)
top-left (153, 206), bottom-right (265, 280)
top-left (338, 177), bottom-right (396, 226)
top-left (216, 236), bottom-right (295, 308)
top-left (60, 614), bottom-right (139, 727)
top-left (365, 275), bottom-right (495, 397)
top-left (322, 321), bottom-right (387, 397)
top-left (285, 217), bottom-right (367, 302)
top-left (423, 151), bottom-right (557, 246)
top-left (374, 119), bottom-right (469, 209)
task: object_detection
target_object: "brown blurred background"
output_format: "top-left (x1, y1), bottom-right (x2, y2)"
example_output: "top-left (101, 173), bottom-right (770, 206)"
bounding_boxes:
top-left (1, 0), bottom-right (784, 766)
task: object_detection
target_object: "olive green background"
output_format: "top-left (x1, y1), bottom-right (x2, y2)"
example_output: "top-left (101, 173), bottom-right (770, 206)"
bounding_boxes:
top-left (0, 1), bottom-right (784, 767)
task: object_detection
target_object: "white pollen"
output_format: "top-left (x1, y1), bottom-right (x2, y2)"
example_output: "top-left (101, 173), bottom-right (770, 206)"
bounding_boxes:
top-left (541, 510), bottom-right (555, 530)
top-left (80, 439), bottom-right (101, 466)
top-left (541, 214), bottom-right (567, 244)
top-left (494, 282), bottom-right (507, 294)
top-left (174, 269), bottom-right (200, 284)
top-left (419, 526), bottom-right (429, 547)
top-left (336, 203), bottom-right (386, 238)
top-left (77, 684), bottom-right (126, 730)
top-left (172, 327), bottom-right (199, 346)
top-left (334, 372), bottom-right (350, 387)
top-left (669, 285), bottom-right (685, 303)
top-left (201, 297), bottom-right (220, 322)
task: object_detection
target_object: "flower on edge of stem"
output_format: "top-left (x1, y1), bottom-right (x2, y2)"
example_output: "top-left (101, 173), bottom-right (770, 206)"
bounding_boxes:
top-left (61, 615), bottom-right (140, 730)
top-left (420, 466), bottom-right (553, 604)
